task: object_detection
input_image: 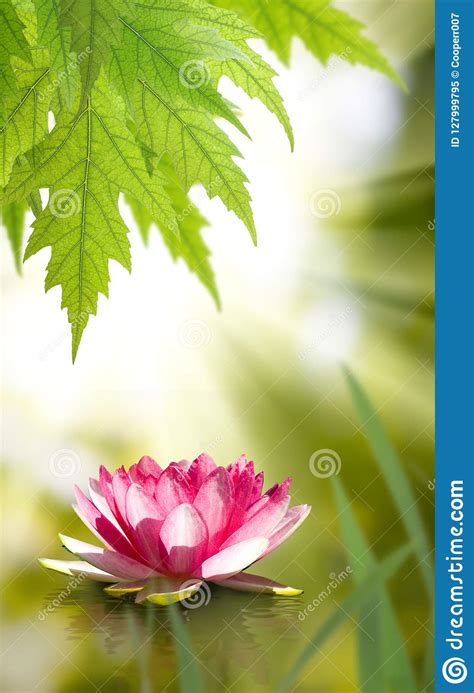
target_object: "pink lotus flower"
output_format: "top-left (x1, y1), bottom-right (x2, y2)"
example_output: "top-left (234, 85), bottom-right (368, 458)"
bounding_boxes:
top-left (39, 453), bottom-right (310, 605)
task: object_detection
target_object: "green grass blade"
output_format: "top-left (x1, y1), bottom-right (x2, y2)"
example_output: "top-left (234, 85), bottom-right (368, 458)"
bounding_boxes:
top-left (125, 606), bottom-right (152, 693)
top-left (279, 543), bottom-right (413, 692)
top-left (343, 366), bottom-right (433, 595)
top-left (167, 602), bottom-right (204, 693)
top-left (333, 474), bottom-right (384, 691)
top-left (332, 477), bottom-right (418, 692)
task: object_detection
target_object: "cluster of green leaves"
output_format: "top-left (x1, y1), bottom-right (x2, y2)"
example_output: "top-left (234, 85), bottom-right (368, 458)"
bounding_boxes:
top-left (1, 0), bottom-right (401, 359)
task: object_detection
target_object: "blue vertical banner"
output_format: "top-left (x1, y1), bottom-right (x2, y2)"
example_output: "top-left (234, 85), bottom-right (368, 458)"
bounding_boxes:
top-left (436, 0), bottom-right (474, 691)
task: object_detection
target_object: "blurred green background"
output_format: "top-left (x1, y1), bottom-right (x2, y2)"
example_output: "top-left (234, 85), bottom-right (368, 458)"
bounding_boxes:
top-left (1, 1), bottom-right (434, 690)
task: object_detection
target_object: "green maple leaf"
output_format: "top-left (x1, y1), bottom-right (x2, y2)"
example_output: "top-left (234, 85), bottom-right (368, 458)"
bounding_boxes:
top-left (3, 74), bottom-right (175, 360)
top-left (58, 0), bottom-right (134, 104)
top-left (1, 51), bottom-right (55, 186)
top-left (110, 8), bottom-right (249, 132)
top-left (35, 0), bottom-right (77, 107)
top-left (135, 78), bottom-right (257, 241)
top-left (157, 0), bottom-right (294, 145)
top-left (1, 1), bottom-right (56, 186)
top-left (0, 0), bottom-right (32, 124)
top-left (213, 0), bottom-right (405, 88)
top-left (109, 0), bottom-right (294, 244)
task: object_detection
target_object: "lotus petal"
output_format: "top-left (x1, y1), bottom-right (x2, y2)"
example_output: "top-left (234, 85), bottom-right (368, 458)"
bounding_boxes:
top-left (59, 534), bottom-right (157, 580)
top-left (104, 580), bottom-right (147, 597)
top-left (137, 455), bottom-right (162, 478)
top-left (227, 454), bottom-right (249, 486)
top-left (226, 463), bottom-right (255, 535)
top-left (188, 453), bottom-right (216, 488)
top-left (193, 467), bottom-right (233, 552)
top-left (160, 504), bottom-right (208, 574)
top-left (74, 485), bottom-right (138, 558)
top-left (88, 477), bottom-right (117, 524)
top-left (221, 482), bottom-right (291, 548)
top-left (175, 458), bottom-right (192, 472)
top-left (125, 483), bottom-right (165, 567)
top-left (128, 463), bottom-right (147, 484)
top-left (263, 504), bottom-right (311, 557)
top-left (214, 572), bottom-right (303, 596)
top-left (38, 558), bottom-right (118, 582)
top-left (249, 471), bottom-right (264, 505)
top-left (154, 465), bottom-right (194, 515)
top-left (197, 537), bottom-right (268, 580)
top-left (111, 467), bottom-right (131, 524)
top-left (135, 578), bottom-right (203, 605)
